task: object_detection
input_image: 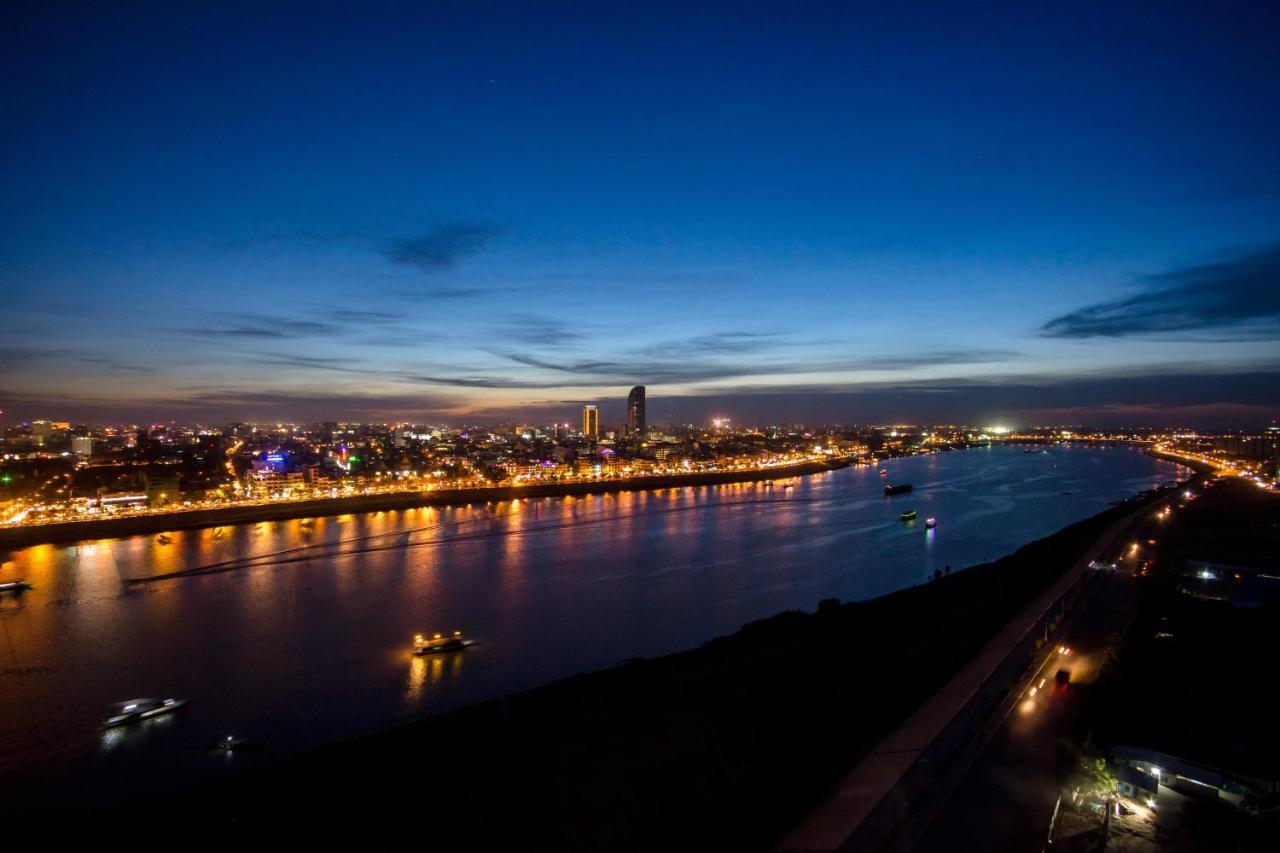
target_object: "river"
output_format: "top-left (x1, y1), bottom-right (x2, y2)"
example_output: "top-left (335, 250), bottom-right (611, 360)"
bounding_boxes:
top-left (0, 444), bottom-right (1187, 816)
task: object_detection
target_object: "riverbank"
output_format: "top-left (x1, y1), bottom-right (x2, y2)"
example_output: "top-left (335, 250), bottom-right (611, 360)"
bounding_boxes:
top-left (0, 457), bottom-right (847, 551)
top-left (65, 484), bottom-right (1178, 850)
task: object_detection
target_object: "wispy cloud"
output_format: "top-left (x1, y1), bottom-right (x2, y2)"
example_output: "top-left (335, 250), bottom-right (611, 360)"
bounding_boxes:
top-left (634, 331), bottom-right (779, 358)
top-left (1041, 242), bottom-right (1280, 339)
top-left (384, 222), bottom-right (502, 270)
top-left (0, 347), bottom-right (155, 377)
top-left (491, 315), bottom-right (588, 346)
top-left (181, 314), bottom-right (344, 340)
top-left (470, 346), bottom-right (1020, 388)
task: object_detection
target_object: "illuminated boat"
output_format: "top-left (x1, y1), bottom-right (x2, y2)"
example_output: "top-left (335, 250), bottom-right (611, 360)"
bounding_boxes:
top-left (413, 630), bottom-right (473, 655)
top-left (212, 735), bottom-right (261, 752)
top-left (879, 468), bottom-right (888, 477)
top-left (885, 483), bottom-right (913, 496)
top-left (103, 697), bottom-right (188, 728)
top-left (900, 510), bottom-right (917, 522)
top-left (0, 579), bottom-right (32, 593)
top-left (156, 534), bottom-right (171, 544)
top-left (925, 517), bottom-right (937, 529)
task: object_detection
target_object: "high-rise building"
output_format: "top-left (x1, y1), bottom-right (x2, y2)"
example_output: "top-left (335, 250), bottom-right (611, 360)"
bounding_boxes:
top-left (627, 385), bottom-right (646, 437)
top-left (582, 405), bottom-right (599, 438)
top-left (31, 420), bottom-right (53, 446)
top-left (72, 436), bottom-right (96, 457)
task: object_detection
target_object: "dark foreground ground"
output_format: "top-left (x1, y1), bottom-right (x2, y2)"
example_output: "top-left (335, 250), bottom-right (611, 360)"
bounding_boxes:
top-left (45, 495), bottom-right (1166, 851)
top-left (1085, 478), bottom-right (1280, 850)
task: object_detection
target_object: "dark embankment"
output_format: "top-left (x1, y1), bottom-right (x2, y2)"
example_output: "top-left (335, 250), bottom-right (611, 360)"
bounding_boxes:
top-left (60, 490), bottom-right (1173, 851)
top-left (0, 458), bottom-right (845, 551)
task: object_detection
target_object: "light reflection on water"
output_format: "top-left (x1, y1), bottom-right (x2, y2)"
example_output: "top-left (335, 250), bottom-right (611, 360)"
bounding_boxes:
top-left (0, 445), bottom-right (1187, 818)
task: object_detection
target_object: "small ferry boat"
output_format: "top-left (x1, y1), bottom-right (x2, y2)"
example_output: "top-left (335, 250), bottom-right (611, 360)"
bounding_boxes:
top-left (925, 517), bottom-right (937, 529)
top-left (413, 630), bottom-right (474, 656)
top-left (900, 510), bottom-right (918, 522)
top-left (0, 579), bottom-right (32, 594)
top-left (885, 483), bottom-right (913, 496)
top-left (103, 697), bottom-right (188, 728)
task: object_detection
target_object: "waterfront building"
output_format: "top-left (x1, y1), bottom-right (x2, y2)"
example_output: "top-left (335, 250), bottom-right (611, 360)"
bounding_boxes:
top-left (627, 385), bottom-right (646, 437)
top-left (141, 471), bottom-right (181, 506)
top-left (583, 405), bottom-right (599, 438)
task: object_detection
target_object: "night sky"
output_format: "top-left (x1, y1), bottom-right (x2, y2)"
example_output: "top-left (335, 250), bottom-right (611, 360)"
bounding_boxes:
top-left (3, 2), bottom-right (1279, 427)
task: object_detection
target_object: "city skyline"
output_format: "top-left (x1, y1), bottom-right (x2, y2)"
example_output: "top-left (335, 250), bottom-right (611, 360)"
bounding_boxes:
top-left (4, 3), bottom-right (1280, 429)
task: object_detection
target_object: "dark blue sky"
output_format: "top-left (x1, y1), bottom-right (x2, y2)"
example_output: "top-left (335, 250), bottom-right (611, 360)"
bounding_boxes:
top-left (3, 2), bottom-right (1279, 427)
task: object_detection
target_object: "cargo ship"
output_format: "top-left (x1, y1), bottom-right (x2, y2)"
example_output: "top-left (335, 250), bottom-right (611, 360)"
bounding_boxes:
top-left (884, 483), bottom-right (913, 496)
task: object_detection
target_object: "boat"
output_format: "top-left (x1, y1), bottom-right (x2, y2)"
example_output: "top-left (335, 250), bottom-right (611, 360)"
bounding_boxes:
top-left (155, 534), bottom-right (171, 544)
top-left (413, 630), bottom-right (474, 656)
top-left (103, 697), bottom-right (188, 728)
top-left (0, 580), bottom-right (32, 593)
top-left (212, 735), bottom-right (262, 752)
top-left (879, 468), bottom-right (888, 477)
top-left (925, 517), bottom-right (937, 529)
top-left (900, 510), bottom-right (918, 522)
top-left (884, 483), bottom-right (913, 496)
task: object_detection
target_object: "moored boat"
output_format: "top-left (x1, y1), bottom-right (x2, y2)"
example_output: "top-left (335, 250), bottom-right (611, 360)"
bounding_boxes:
top-left (0, 579), bottom-right (32, 593)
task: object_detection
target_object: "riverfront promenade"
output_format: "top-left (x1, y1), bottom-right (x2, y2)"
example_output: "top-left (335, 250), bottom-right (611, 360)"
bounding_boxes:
top-left (0, 457), bottom-right (847, 550)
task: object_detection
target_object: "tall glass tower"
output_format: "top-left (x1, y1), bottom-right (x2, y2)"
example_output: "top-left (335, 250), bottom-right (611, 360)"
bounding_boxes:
top-left (627, 385), bottom-right (646, 437)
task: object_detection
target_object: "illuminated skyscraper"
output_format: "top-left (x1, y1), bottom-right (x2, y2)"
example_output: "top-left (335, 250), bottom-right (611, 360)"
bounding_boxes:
top-left (627, 385), bottom-right (646, 436)
top-left (582, 405), bottom-right (599, 438)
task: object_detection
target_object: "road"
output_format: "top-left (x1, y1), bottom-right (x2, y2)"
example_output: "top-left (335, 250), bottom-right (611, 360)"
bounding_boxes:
top-left (913, 482), bottom-right (1195, 852)
top-left (776, 472), bottom-right (1202, 853)
top-left (915, 568), bottom-right (1134, 851)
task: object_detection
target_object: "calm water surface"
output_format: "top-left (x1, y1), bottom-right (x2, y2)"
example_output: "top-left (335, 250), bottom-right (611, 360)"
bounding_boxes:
top-left (0, 445), bottom-right (1186, 813)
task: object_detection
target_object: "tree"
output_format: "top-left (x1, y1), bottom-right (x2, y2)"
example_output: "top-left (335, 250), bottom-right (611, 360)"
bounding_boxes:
top-left (1078, 756), bottom-right (1117, 799)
